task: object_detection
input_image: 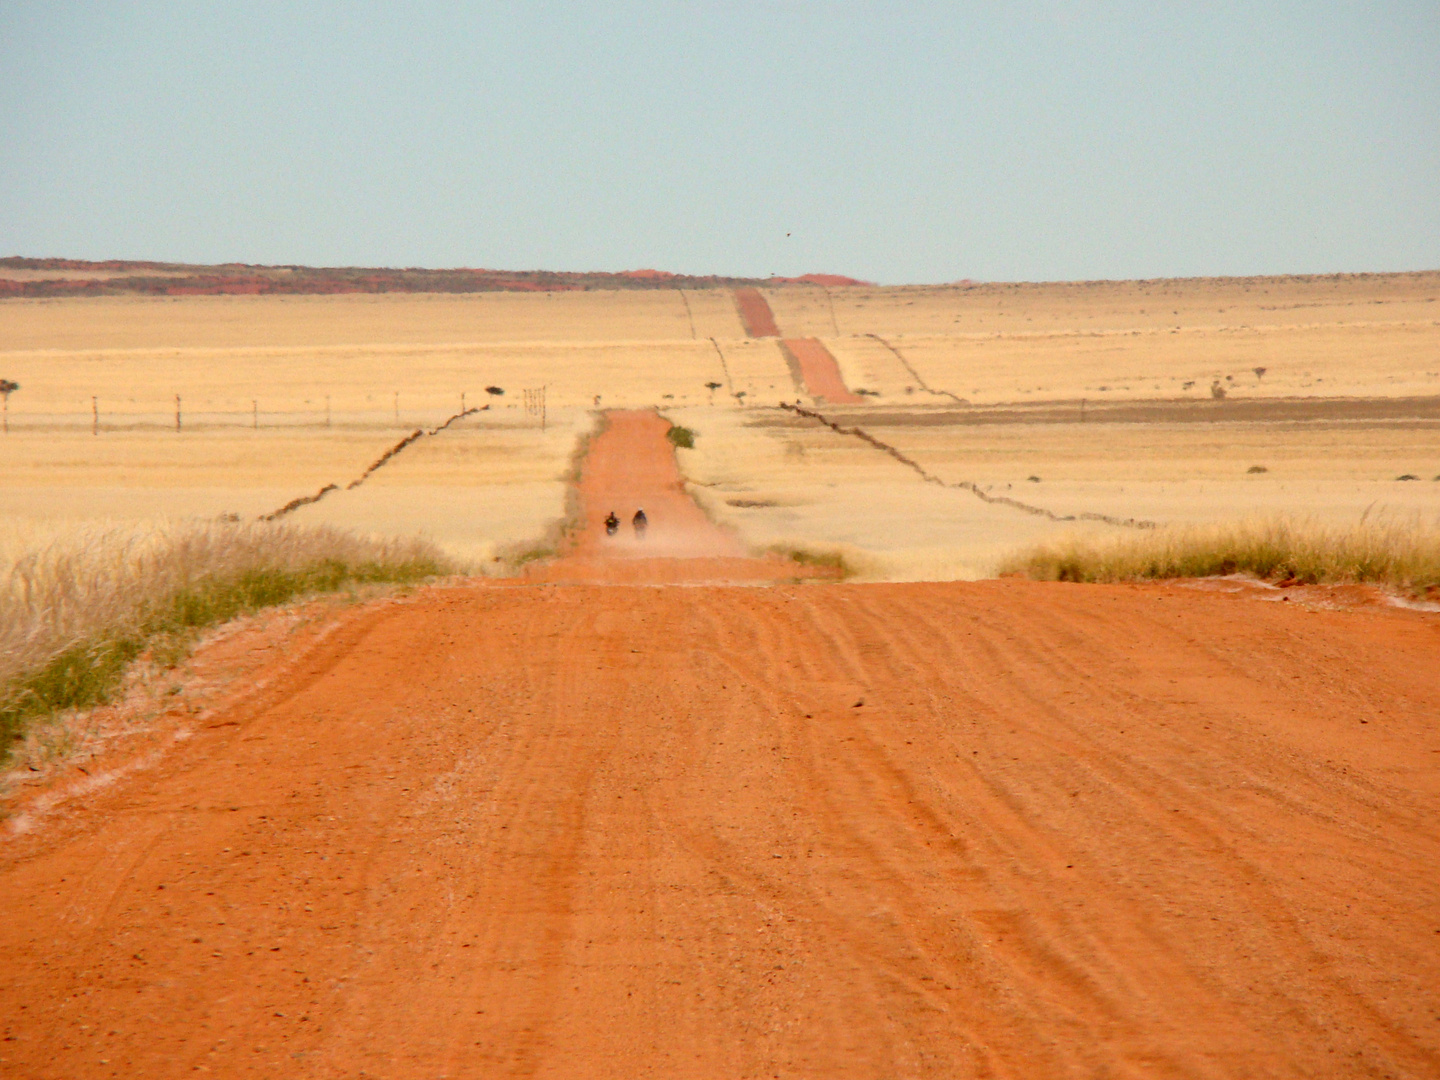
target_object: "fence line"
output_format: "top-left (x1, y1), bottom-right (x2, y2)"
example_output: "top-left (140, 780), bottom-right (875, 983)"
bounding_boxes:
top-left (865, 334), bottom-right (968, 404)
top-left (0, 397), bottom-right (525, 432)
top-left (778, 402), bottom-right (1157, 530)
top-left (261, 404), bottom-right (488, 521)
top-left (523, 386), bottom-right (546, 431)
top-left (707, 338), bottom-right (739, 402)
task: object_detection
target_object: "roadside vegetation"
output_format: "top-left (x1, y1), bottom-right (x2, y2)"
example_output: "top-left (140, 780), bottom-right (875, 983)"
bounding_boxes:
top-left (1001, 518), bottom-right (1440, 596)
top-left (666, 425), bottom-right (696, 450)
top-left (767, 544), bottom-right (855, 579)
top-left (1, 521), bottom-right (452, 753)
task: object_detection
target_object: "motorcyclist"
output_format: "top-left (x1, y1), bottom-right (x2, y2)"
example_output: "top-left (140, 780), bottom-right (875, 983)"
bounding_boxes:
top-left (604, 511), bottom-right (620, 536)
top-left (632, 508), bottom-right (648, 539)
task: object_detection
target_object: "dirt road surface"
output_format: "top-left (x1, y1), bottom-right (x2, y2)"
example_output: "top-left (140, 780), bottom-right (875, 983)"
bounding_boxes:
top-left (733, 288), bottom-right (781, 338)
top-left (783, 339), bottom-right (864, 405)
top-left (3, 412), bottom-right (1440, 1079)
top-left (529, 409), bottom-right (831, 585)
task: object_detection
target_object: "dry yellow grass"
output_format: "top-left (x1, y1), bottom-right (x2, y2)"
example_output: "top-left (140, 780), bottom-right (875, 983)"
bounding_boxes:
top-left (0, 339), bottom-right (746, 419)
top-left (2, 276), bottom-right (1436, 581)
top-left (672, 404), bottom-right (1440, 579)
top-left (824, 322), bottom-right (1440, 405)
top-left (0, 519), bottom-right (450, 751)
top-left (0, 289), bottom-right (745, 350)
top-left (998, 517), bottom-right (1440, 595)
top-left (0, 519), bottom-right (443, 681)
top-left (764, 272), bottom-right (1440, 338)
top-left (0, 416), bottom-right (584, 566)
top-left (670, 405), bottom-right (1091, 580)
top-left (766, 273), bottom-right (1440, 405)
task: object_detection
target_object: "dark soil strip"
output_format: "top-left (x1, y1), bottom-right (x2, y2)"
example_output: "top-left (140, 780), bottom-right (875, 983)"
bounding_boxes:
top-left (866, 333), bottom-right (968, 404)
top-left (779, 403), bottom-right (1156, 530)
top-left (261, 405), bottom-right (488, 521)
top-left (733, 287), bottom-right (781, 337)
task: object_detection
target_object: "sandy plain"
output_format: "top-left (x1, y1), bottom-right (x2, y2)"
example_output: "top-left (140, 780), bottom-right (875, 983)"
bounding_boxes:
top-left (4, 278), bottom-right (1440, 1078)
top-left (2, 409), bottom-right (1438, 1078)
top-left (2, 273), bottom-right (1438, 574)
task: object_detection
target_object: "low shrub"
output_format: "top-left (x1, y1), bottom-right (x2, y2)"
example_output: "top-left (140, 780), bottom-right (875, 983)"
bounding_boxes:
top-left (666, 425), bottom-right (696, 449)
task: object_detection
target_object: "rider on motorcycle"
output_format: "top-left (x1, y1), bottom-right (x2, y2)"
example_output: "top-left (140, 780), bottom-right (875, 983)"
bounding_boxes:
top-left (604, 511), bottom-right (620, 536)
top-left (632, 508), bottom-right (648, 539)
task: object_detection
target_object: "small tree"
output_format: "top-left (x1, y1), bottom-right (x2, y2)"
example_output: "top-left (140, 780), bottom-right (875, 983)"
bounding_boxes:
top-left (0, 379), bottom-right (17, 434)
top-left (705, 380), bottom-right (722, 405)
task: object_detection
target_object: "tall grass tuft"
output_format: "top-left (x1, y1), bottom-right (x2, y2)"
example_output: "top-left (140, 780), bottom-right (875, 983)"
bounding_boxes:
top-left (1, 521), bottom-right (452, 749)
top-left (999, 518), bottom-right (1440, 595)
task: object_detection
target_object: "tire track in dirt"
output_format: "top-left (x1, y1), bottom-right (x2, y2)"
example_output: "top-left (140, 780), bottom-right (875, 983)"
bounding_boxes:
top-left (2, 582), bottom-right (1438, 1077)
top-left (4, 411), bottom-right (1439, 1078)
top-left (850, 588), bottom-right (1434, 1073)
top-left (735, 591), bottom-right (1174, 1073)
top-left (780, 400), bottom-right (1158, 529)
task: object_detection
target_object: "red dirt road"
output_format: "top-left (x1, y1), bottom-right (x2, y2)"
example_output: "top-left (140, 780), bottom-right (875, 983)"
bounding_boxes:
top-left (528, 410), bottom-right (832, 585)
top-left (783, 338), bottom-right (863, 404)
top-left (732, 287), bottom-right (781, 338)
top-left (3, 582), bottom-right (1439, 1078)
top-left (3, 413), bottom-right (1440, 1078)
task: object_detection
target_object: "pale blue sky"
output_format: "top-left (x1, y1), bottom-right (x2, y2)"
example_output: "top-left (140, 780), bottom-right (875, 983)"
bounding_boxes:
top-left (1, 2), bottom-right (1436, 283)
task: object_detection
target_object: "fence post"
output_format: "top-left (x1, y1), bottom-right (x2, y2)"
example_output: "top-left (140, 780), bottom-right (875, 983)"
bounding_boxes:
top-left (92, 396), bottom-right (98, 435)
top-left (253, 399), bottom-right (258, 430)
top-left (524, 386), bottom-right (547, 431)
top-left (0, 380), bottom-right (16, 434)
top-left (175, 395), bottom-right (182, 433)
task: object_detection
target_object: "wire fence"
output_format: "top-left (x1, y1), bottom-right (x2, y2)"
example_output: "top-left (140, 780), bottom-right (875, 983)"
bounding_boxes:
top-left (523, 386), bottom-right (546, 431)
top-left (0, 392), bottom-right (556, 433)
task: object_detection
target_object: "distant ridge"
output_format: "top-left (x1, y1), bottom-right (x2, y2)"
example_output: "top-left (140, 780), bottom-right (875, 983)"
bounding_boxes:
top-left (0, 258), bottom-right (872, 298)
